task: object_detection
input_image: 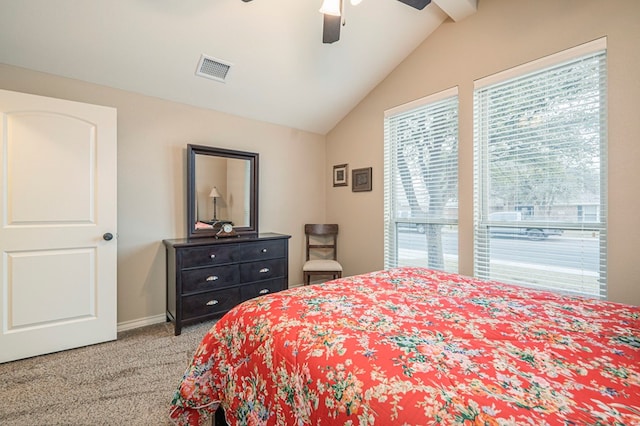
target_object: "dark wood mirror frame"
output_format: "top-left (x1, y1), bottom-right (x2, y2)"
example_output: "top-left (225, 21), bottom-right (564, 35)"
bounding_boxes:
top-left (187, 144), bottom-right (259, 239)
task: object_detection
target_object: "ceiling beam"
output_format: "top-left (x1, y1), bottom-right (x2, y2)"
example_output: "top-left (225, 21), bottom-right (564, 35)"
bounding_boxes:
top-left (397, 0), bottom-right (432, 10)
top-left (433, 0), bottom-right (477, 22)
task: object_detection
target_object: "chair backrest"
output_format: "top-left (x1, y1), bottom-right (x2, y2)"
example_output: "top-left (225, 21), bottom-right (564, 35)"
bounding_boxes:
top-left (305, 224), bottom-right (338, 261)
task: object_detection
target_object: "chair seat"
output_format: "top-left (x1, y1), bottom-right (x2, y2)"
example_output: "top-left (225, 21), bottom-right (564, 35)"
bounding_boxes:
top-left (303, 259), bottom-right (343, 272)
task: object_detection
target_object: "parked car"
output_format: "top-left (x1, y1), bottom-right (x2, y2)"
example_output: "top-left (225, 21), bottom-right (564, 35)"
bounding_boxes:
top-left (489, 211), bottom-right (563, 240)
top-left (397, 222), bottom-right (426, 234)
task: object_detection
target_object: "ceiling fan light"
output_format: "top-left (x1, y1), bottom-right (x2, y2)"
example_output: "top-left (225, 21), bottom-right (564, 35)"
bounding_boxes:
top-left (319, 0), bottom-right (341, 16)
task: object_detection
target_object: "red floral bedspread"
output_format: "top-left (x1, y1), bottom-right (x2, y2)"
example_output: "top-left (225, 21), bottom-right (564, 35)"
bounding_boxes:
top-left (170, 267), bottom-right (640, 425)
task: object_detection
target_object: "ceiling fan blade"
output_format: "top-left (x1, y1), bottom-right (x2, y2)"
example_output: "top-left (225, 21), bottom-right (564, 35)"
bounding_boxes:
top-left (323, 14), bottom-right (341, 44)
top-left (396, 0), bottom-right (431, 10)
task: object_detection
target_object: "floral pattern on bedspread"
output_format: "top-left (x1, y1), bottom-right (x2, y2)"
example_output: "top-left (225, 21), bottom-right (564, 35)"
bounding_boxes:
top-left (169, 267), bottom-right (640, 425)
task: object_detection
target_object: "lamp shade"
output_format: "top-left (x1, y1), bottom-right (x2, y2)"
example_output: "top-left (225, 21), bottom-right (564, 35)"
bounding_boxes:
top-left (319, 0), bottom-right (341, 16)
top-left (209, 187), bottom-right (221, 198)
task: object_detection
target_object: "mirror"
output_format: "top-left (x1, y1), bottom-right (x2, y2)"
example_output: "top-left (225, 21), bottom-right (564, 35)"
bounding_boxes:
top-left (187, 144), bottom-right (258, 238)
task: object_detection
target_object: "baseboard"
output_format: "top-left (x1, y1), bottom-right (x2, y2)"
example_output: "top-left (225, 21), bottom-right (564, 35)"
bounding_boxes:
top-left (116, 284), bottom-right (306, 333)
top-left (117, 314), bottom-right (167, 333)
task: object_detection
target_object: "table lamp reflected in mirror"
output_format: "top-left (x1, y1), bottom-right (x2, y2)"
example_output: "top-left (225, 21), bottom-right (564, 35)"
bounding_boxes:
top-left (209, 187), bottom-right (221, 221)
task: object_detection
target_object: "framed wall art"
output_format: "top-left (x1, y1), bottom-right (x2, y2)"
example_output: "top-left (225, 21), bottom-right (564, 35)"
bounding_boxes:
top-left (333, 164), bottom-right (348, 187)
top-left (352, 167), bottom-right (372, 192)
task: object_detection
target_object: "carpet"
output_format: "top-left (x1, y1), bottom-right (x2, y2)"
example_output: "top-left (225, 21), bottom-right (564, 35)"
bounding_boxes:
top-left (0, 320), bottom-right (215, 426)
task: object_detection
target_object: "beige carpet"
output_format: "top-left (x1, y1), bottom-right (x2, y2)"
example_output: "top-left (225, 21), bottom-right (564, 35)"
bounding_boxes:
top-left (0, 320), bottom-right (215, 426)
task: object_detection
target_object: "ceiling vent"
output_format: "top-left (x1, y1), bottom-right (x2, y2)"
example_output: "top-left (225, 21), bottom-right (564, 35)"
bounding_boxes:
top-left (196, 54), bottom-right (232, 83)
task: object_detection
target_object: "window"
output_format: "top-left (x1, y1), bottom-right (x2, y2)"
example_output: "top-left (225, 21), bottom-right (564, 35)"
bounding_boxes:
top-left (473, 39), bottom-right (607, 298)
top-left (384, 88), bottom-right (458, 272)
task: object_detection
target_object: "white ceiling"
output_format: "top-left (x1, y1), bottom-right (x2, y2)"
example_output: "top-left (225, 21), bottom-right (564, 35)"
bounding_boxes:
top-left (0, 0), bottom-right (475, 134)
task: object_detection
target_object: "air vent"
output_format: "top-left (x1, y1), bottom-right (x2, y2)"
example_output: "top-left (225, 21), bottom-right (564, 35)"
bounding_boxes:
top-left (195, 54), bottom-right (232, 83)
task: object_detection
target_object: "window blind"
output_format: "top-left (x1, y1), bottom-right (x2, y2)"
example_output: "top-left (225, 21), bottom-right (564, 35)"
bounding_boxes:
top-left (473, 42), bottom-right (607, 298)
top-left (384, 88), bottom-right (458, 272)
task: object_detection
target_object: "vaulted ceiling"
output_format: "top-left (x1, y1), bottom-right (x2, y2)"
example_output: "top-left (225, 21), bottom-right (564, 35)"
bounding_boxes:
top-left (0, 0), bottom-right (476, 134)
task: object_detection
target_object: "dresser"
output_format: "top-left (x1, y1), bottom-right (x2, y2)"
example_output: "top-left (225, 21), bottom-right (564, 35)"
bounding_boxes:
top-left (164, 233), bottom-right (290, 335)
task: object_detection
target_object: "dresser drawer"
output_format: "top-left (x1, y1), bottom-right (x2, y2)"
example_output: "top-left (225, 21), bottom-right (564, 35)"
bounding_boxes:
top-left (181, 264), bottom-right (240, 293)
top-left (180, 245), bottom-right (238, 269)
top-left (182, 288), bottom-right (241, 320)
top-left (240, 279), bottom-right (286, 301)
top-left (240, 258), bottom-right (286, 282)
top-left (237, 240), bottom-right (286, 262)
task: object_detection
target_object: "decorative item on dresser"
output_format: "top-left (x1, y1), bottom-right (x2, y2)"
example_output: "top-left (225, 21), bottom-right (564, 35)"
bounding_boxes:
top-left (164, 233), bottom-right (290, 335)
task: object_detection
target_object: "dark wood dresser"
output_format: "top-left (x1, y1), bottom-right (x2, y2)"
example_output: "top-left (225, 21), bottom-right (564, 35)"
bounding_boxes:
top-left (164, 233), bottom-right (290, 335)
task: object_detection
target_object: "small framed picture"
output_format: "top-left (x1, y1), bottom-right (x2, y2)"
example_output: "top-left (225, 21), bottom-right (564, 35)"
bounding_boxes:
top-left (333, 164), bottom-right (348, 187)
top-left (352, 167), bottom-right (372, 192)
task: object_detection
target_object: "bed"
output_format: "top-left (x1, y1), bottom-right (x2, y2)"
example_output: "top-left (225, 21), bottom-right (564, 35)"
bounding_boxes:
top-left (169, 267), bottom-right (640, 425)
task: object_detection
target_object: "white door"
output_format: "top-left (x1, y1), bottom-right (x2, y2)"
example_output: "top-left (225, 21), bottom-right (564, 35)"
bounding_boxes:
top-left (0, 89), bottom-right (117, 363)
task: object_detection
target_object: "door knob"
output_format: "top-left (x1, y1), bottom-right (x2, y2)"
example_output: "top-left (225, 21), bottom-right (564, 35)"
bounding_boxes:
top-left (103, 233), bottom-right (114, 241)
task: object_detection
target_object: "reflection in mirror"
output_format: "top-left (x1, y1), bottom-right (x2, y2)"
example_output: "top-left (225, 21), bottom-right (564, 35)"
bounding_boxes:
top-left (194, 156), bottom-right (250, 227)
top-left (187, 145), bottom-right (258, 238)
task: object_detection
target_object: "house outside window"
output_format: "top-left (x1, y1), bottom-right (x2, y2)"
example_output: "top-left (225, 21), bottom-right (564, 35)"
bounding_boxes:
top-left (473, 39), bottom-right (607, 298)
top-left (384, 88), bottom-right (459, 272)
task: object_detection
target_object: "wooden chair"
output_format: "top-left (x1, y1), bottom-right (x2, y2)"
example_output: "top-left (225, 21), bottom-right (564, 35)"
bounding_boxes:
top-left (303, 224), bottom-right (343, 285)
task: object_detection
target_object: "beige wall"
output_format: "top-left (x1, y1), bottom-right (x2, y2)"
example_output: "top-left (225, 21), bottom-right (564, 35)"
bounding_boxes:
top-left (327, 0), bottom-right (640, 305)
top-left (1, 64), bottom-right (327, 325)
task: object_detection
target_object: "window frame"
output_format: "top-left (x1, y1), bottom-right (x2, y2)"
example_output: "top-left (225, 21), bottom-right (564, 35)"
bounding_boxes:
top-left (473, 38), bottom-right (608, 298)
top-left (384, 87), bottom-right (459, 272)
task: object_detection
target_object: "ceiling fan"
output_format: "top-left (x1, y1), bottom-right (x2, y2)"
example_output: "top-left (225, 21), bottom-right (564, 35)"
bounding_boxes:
top-left (241, 0), bottom-right (432, 44)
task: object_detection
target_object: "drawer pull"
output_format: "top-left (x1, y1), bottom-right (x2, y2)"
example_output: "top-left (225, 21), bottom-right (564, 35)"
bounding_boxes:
top-left (206, 275), bottom-right (219, 282)
top-left (206, 300), bottom-right (219, 306)
top-left (210, 254), bottom-right (216, 259)
top-left (259, 288), bottom-right (270, 295)
top-left (261, 248), bottom-right (268, 253)
top-left (259, 267), bottom-right (270, 273)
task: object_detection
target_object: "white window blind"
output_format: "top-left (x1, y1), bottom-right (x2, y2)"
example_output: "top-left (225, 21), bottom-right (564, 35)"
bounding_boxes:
top-left (473, 41), bottom-right (607, 298)
top-left (384, 88), bottom-right (458, 272)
